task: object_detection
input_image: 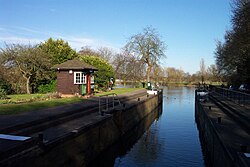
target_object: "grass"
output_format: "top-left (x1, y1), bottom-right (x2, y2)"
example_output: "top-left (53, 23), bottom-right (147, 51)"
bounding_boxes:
top-left (0, 97), bottom-right (84, 115)
top-left (0, 88), bottom-right (143, 115)
top-left (0, 94), bottom-right (50, 104)
top-left (95, 88), bottom-right (144, 96)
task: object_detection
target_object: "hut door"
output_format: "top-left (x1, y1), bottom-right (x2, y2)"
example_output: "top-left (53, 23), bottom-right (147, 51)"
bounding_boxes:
top-left (81, 84), bottom-right (86, 95)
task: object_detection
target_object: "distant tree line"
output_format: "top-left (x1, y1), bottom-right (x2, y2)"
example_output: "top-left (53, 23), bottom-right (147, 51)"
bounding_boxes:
top-left (215, 0), bottom-right (250, 86)
top-left (0, 26), bottom-right (224, 96)
top-left (0, 38), bottom-right (115, 95)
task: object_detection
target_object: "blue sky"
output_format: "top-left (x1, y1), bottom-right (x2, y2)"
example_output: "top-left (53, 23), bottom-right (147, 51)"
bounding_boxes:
top-left (0, 0), bottom-right (231, 74)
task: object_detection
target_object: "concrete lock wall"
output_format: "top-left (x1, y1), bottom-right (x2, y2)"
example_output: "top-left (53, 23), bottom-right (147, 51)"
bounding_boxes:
top-left (195, 102), bottom-right (233, 167)
top-left (17, 92), bottom-right (163, 167)
top-left (195, 91), bottom-right (248, 167)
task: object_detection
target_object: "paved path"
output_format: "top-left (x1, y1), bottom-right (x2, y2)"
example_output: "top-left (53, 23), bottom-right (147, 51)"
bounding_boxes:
top-left (0, 89), bottom-right (147, 134)
top-left (209, 92), bottom-right (250, 134)
top-left (197, 91), bottom-right (250, 166)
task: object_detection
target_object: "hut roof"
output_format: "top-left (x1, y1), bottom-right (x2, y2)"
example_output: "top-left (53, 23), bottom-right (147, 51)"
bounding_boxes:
top-left (52, 59), bottom-right (98, 70)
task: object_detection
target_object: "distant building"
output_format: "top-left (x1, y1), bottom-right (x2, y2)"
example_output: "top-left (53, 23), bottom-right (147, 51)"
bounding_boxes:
top-left (52, 58), bottom-right (98, 97)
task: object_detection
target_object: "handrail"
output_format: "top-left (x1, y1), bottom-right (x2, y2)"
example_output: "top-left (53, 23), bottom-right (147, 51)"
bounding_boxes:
top-left (212, 86), bottom-right (250, 106)
top-left (98, 93), bottom-right (121, 115)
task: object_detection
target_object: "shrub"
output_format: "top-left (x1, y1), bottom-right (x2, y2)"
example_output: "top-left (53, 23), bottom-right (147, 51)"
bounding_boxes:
top-left (38, 80), bottom-right (56, 93)
top-left (79, 55), bottom-right (115, 90)
top-left (0, 88), bottom-right (7, 99)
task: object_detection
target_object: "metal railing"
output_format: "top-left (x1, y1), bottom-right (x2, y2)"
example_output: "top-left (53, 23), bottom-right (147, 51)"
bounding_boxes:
top-left (98, 93), bottom-right (121, 115)
top-left (212, 87), bottom-right (250, 106)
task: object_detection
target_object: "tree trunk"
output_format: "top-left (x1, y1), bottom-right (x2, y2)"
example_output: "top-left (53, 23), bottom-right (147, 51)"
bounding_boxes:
top-left (26, 76), bottom-right (31, 94)
top-left (123, 76), bottom-right (126, 86)
top-left (146, 65), bottom-right (152, 82)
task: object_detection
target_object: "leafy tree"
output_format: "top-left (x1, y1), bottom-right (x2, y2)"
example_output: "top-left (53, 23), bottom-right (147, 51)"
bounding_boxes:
top-left (39, 38), bottom-right (78, 65)
top-left (165, 67), bottom-right (185, 83)
top-left (0, 64), bottom-right (10, 94)
top-left (124, 26), bottom-right (166, 82)
top-left (215, 0), bottom-right (250, 85)
top-left (38, 38), bottom-right (78, 90)
top-left (79, 55), bottom-right (115, 89)
top-left (0, 59), bottom-right (24, 94)
top-left (0, 44), bottom-right (51, 94)
top-left (206, 64), bottom-right (221, 82)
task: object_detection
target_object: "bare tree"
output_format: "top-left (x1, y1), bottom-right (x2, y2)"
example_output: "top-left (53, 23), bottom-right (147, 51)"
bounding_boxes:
top-left (113, 52), bottom-right (144, 86)
top-left (124, 26), bottom-right (166, 82)
top-left (97, 47), bottom-right (115, 63)
top-left (200, 58), bottom-right (206, 84)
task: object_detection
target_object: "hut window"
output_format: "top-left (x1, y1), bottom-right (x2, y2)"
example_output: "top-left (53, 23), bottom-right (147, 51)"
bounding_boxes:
top-left (91, 75), bottom-right (94, 84)
top-left (74, 72), bottom-right (86, 84)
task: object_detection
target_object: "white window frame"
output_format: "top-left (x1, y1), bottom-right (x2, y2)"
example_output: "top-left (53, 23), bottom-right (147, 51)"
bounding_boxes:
top-left (74, 72), bottom-right (86, 84)
top-left (91, 75), bottom-right (95, 84)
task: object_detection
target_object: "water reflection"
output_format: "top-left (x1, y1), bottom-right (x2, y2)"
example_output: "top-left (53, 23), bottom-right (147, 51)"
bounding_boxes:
top-left (88, 86), bottom-right (205, 167)
top-left (88, 106), bottom-right (162, 167)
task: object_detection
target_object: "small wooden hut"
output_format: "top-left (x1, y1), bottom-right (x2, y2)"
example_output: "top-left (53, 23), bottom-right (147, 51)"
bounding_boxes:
top-left (52, 59), bottom-right (98, 97)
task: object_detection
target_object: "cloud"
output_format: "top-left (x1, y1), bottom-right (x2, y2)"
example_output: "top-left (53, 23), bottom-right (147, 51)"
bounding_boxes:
top-left (0, 36), bottom-right (43, 45)
top-left (0, 26), bottom-right (120, 52)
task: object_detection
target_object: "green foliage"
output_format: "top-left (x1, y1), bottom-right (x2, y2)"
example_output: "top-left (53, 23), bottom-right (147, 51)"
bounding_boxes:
top-left (0, 79), bottom-right (12, 94)
top-left (215, 0), bottom-right (250, 84)
top-left (0, 44), bottom-right (52, 94)
top-left (38, 80), bottom-right (56, 93)
top-left (40, 38), bottom-right (78, 65)
top-left (79, 55), bottom-right (115, 89)
top-left (38, 38), bottom-right (78, 92)
top-left (0, 88), bottom-right (7, 99)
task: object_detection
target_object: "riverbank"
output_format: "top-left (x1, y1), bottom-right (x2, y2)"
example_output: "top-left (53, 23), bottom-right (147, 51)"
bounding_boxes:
top-left (0, 88), bottom-right (144, 115)
top-left (0, 89), bottom-right (162, 167)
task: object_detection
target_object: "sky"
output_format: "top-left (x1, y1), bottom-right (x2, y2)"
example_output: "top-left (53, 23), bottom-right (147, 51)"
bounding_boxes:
top-left (0, 0), bottom-right (232, 74)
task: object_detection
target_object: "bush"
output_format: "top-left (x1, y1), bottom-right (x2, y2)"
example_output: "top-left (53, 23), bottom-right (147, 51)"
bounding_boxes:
top-left (79, 55), bottom-right (115, 90)
top-left (0, 80), bottom-right (12, 94)
top-left (38, 80), bottom-right (56, 93)
top-left (0, 88), bottom-right (7, 99)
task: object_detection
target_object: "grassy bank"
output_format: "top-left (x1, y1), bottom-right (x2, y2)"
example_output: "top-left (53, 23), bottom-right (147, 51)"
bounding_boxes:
top-left (0, 97), bottom-right (84, 115)
top-left (95, 88), bottom-right (144, 96)
top-left (0, 88), bottom-right (144, 115)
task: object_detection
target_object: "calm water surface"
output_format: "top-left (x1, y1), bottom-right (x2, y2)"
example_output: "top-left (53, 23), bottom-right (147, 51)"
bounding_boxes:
top-left (114, 87), bottom-right (204, 167)
top-left (90, 86), bottom-right (205, 167)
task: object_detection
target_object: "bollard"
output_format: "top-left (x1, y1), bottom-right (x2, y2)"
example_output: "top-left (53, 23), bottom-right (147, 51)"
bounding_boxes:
top-left (217, 117), bottom-right (222, 124)
top-left (240, 145), bottom-right (247, 152)
top-left (138, 98), bottom-right (140, 101)
top-left (147, 94), bottom-right (149, 98)
top-left (209, 106), bottom-right (212, 110)
top-left (123, 103), bottom-right (126, 108)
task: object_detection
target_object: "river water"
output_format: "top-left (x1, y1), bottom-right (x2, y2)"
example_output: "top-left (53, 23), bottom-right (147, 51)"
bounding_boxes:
top-left (89, 86), bottom-right (205, 167)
